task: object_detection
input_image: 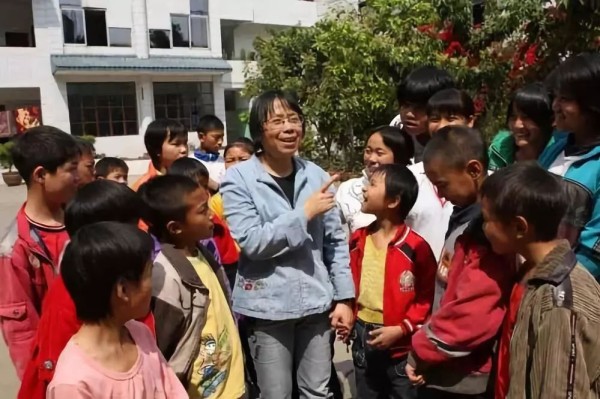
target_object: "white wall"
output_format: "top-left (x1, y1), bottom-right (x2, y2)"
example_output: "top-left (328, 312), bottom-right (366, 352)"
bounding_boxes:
top-left (219, 0), bottom-right (318, 27)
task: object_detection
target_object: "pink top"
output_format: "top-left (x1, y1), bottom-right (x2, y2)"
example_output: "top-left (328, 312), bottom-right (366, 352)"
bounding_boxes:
top-left (47, 320), bottom-right (187, 399)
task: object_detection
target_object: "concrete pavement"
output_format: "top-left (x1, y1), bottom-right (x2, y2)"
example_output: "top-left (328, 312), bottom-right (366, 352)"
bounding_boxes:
top-left (0, 180), bottom-right (356, 398)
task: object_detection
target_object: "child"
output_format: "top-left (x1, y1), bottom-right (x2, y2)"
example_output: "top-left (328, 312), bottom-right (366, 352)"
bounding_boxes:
top-left (480, 162), bottom-right (600, 398)
top-left (47, 222), bottom-right (186, 398)
top-left (191, 115), bottom-right (226, 191)
top-left (406, 126), bottom-right (514, 399)
top-left (488, 83), bottom-right (554, 171)
top-left (132, 119), bottom-right (188, 191)
top-left (75, 137), bottom-right (96, 187)
top-left (538, 53), bottom-right (600, 278)
top-left (139, 175), bottom-right (245, 398)
top-left (394, 66), bottom-right (456, 163)
top-left (95, 157), bottom-right (129, 184)
top-left (210, 137), bottom-right (255, 221)
top-left (168, 157), bottom-right (240, 288)
top-left (18, 180), bottom-right (155, 399)
top-left (426, 88), bottom-right (475, 135)
top-left (336, 126), bottom-right (414, 233)
top-left (350, 164), bottom-right (437, 399)
top-left (0, 126), bottom-right (79, 378)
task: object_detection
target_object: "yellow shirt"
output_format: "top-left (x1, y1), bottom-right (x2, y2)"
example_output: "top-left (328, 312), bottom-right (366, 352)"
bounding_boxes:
top-left (209, 193), bottom-right (225, 221)
top-left (357, 236), bottom-right (386, 324)
top-left (187, 255), bottom-right (245, 399)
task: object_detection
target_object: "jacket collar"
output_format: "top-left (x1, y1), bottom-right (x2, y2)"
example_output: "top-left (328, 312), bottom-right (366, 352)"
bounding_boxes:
top-left (251, 154), bottom-right (309, 200)
top-left (351, 224), bottom-right (410, 251)
top-left (527, 240), bottom-right (577, 286)
top-left (160, 243), bottom-right (206, 290)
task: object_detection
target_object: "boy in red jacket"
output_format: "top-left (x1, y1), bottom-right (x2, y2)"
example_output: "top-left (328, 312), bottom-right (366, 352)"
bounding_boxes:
top-left (349, 164), bottom-right (437, 399)
top-left (0, 127), bottom-right (80, 378)
top-left (406, 126), bottom-right (515, 399)
top-left (18, 180), bottom-right (156, 399)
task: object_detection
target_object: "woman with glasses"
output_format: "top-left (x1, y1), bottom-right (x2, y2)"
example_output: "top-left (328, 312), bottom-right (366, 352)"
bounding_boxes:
top-left (221, 90), bottom-right (355, 398)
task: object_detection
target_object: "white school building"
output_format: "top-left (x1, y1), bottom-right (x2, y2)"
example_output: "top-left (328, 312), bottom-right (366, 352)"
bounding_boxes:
top-left (0, 0), bottom-right (359, 159)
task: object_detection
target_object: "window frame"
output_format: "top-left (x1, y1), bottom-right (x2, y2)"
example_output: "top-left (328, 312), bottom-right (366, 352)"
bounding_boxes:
top-left (61, 7), bottom-right (122, 48)
top-left (167, 13), bottom-right (209, 49)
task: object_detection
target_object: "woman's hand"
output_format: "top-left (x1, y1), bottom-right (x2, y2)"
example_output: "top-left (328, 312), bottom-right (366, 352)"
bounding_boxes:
top-left (304, 175), bottom-right (340, 220)
top-left (329, 300), bottom-right (354, 333)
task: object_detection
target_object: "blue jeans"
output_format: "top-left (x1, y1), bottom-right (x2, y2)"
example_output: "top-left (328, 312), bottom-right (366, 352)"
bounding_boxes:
top-left (352, 319), bottom-right (418, 399)
top-left (247, 312), bottom-right (333, 399)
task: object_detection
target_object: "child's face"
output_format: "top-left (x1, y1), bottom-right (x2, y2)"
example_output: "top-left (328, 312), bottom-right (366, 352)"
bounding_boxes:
top-left (120, 260), bottom-right (153, 320)
top-left (104, 168), bottom-right (128, 184)
top-left (428, 113), bottom-right (473, 135)
top-left (224, 146), bottom-right (252, 169)
top-left (400, 103), bottom-right (428, 136)
top-left (424, 156), bottom-right (481, 207)
top-left (509, 104), bottom-right (544, 149)
top-left (200, 130), bottom-right (224, 154)
top-left (362, 172), bottom-right (395, 215)
top-left (481, 197), bottom-right (519, 255)
top-left (177, 187), bottom-right (214, 243)
top-left (363, 132), bottom-right (395, 176)
top-left (553, 94), bottom-right (586, 136)
top-left (161, 135), bottom-right (188, 170)
top-left (41, 156), bottom-right (80, 205)
top-left (77, 151), bottom-right (96, 188)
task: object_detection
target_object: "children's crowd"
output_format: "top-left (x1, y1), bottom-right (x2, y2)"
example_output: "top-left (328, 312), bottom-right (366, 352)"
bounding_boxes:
top-left (2, 52), bottom-right (600, 399)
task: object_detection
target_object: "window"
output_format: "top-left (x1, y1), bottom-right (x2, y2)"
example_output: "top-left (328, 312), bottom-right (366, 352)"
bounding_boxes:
top-left (62, 8), bottom-right (85, 44)
top-left (168, 14), bottom-right (209, 49)
top-left (5, 33), bottom-right (30, 47)
top-left (149, 29), bottom-right (171, 49)
top-left (109, 28), bottom-right (131, 47)
top-left (67, 83), bottom-right (138, 137)
top-left (153, 82), bottom-right (214, 131)
top-left (61, 8), bottom-right (108, 46)
top-left (171, 15), bottom-right (190, 47)
top-left (190, 0), bottom-right (208, 15)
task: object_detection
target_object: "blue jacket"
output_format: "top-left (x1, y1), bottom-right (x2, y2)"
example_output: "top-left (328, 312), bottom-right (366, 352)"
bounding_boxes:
top-left (220, 155), bottom-right (355, 320)
top-left (539, 132), bottom-right (600, 277)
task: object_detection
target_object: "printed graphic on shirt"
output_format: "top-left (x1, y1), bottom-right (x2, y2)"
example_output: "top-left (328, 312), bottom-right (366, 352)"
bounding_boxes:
top-left (198, 331), bottom-right (230, 398)
top-left (399, 270), bottom-right (415, 292)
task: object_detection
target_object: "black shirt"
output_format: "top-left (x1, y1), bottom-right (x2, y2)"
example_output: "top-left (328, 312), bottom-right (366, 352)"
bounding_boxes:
top-left (270, 168), bottom-right (296, 206)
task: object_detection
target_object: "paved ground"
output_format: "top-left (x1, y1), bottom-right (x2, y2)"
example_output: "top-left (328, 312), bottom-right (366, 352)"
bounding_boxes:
top-left (0, 180), bottom-right (356, 398)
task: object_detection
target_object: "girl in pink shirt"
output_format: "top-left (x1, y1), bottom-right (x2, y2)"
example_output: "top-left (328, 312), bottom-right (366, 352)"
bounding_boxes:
top-left (47, 222), bottom-right (187, 399)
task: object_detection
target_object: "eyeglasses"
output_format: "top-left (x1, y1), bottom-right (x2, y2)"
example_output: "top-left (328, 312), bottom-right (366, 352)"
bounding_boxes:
top-left (265, 115), bottom-right (304, 127)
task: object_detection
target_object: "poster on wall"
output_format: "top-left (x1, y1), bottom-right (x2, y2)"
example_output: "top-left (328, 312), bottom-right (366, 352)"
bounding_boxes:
top-left (0, 112), bottom-right (10, 137)
top-left (14, 106), bottom-right (41, 134)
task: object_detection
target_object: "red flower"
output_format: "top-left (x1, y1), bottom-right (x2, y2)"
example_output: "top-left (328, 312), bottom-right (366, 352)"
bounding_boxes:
top-left (444, 41), bottom-right (465, 57)
top-left (417, 24), bottom-right (433, 33)
top-left (473, 96), bottom-right (486, 115)
top-left (524, 44), bottom-right (537, 66)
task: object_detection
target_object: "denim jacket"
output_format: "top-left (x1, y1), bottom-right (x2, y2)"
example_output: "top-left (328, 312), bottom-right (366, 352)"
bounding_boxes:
top-left (221, 155), bottom-right (354, 320)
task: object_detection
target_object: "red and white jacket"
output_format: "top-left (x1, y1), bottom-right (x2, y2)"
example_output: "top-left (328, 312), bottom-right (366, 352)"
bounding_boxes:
top-left (350, 224), bottom-right (437, 358)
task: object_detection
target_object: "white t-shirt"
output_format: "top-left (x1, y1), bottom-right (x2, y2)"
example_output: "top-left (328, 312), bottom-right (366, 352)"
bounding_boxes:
top-left (190, 154), bottom-right (227, 184)
top-left (548, 150), bottom-right (584, 177)
top-left (335, 171), bottom-right (376, 234)
top-left (406, 162), bottom-right (454, 261)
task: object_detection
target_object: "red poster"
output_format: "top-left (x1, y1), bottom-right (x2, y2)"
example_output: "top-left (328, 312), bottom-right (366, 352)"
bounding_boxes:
top-left (14, 106), bottom-right (41, 134)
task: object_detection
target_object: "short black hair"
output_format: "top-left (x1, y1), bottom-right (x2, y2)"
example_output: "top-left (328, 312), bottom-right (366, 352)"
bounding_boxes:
top-left (168, 157), bottom-right (209, 184)
top-left (423, 125), bottom-right (488, 170)
top-left (249, 90), bottom-right (304, 153)
top-left (553, 53), bottom-right (600, 129)
top-left (144, 119), bottom-right (188, 169)
top-left (65, 179), bottom-right (143, 236)
top-left (94, 157), bottom-right (129, 178)
top-left (372, 164), bottom-right (419, 219)
top-left (11, 126), bottom-right (80, 185)
top-left (481, 161), bottom-right (567, 241)
top-left (427, 88), bottom-right (475, 118)
top-left (61, 222), bottom-right (153, 323)
top-left (396, 66), bottom-right (456, 106)
top-left (367, 126), bottom-right (414, 165)
top-left (75, 137), bottom-right (95, 157)
top-left (224, 137), bottom-right (255, 158)
top-left (197, 115), bottom-right (225, 135)
top-left (507, 82), bottom-right (554, 136)
top-left (138, 175), bottom-right (200, 240)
